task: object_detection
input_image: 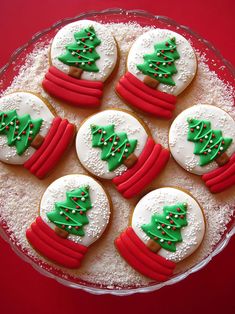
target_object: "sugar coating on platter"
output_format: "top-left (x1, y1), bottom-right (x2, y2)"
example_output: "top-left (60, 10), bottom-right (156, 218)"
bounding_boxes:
top-left (132, 187), bottom-right (205, 263)
top-left (0, 22), bottom-right (235, 288)
top-left (0, 92), bottom-right (54, 165)
top-left (76, 109), bottom-right (148, 179)
top-left (50, 20), bottom-right (118, 82)
top-left (127, 29), bottom-right (197, 96)
top-left (40, 175), bottom-right (110, 247)
top-left (169, 104), bottom-right (235, 175)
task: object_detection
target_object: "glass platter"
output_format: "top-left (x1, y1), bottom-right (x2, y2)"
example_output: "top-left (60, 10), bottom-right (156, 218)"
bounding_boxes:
top-left (0, 8), bottom-right (234, 296)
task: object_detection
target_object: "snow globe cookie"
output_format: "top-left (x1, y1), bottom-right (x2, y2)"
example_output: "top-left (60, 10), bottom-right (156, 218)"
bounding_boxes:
top-left (43, 20), bottom-right (118, 108)
top-left (0, 92), bottom-right (75, 179)
top-left (169, 104), bottom-right (235, 193)
top-left (116, 29), bottom-right (197, 119)
top-left (26, 174), bottom-right (111, 268)
top-left (115, 187), bottom-right (205, 282)
top-left (75, 109), bottom-right (170, 199)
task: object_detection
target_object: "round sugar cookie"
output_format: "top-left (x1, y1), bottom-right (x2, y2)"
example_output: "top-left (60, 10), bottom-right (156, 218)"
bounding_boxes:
top-left (0, 91), bottom-right (75, 179)
top-left (127, 28), bottom-right (197, 96)
top-left (75, 109), bottom-right (170, 198)
top-left (115, 187), bottom-right (205, 281)
top-left (50, 20), bottom-right (118, 82)
top-left (169, 104), bottom-right (235, 175)
top-left (26, 174), bottom-right (111, 268)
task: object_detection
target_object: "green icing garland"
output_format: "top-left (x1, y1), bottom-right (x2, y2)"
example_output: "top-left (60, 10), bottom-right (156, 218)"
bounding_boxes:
top-left (137, 37), bottom-right (180, 86)
top-left (187, 118), bottom-right (233, 166)
top-left (141, 203), bottom-right (188, 252)
top-left (47, 186), bottom-right (92, 237)
top-left (91, 124), bottom-right (137, 172)
top-left (58, 26), bottom-right (101, 72)
top-left (0, 110), bottom-right (43, 156)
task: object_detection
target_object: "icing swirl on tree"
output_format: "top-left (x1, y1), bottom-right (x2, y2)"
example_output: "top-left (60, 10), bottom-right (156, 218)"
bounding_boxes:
top-left (91, 124), bottom-right (137, 171)
top-left (0, 110), bottom-right (43, 155)
top-left (141, 203), bottom-right (188, 252)
top-left (187, 118), bottom-right (233, 166)
top-left (47, 186), bottom-right (92, 237)
top-left (137, 37), bottom-right (180, 86)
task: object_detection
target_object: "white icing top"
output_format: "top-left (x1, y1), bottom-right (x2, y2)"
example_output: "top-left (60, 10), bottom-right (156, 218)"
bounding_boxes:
top-left (40, 174), bottom-right (111, 247)
top-left (0, 92), bottom-right (54, 165)
top-left (169, 104), bottom-right (235, 175)
top-left (76, 109), bottom-right (148, 180)
top-left (127, 29), bottom-right (197, 96)
top-left (132, 187), bottom-right (205, 263)
top-left (50, 20), bottom-right (118, 82)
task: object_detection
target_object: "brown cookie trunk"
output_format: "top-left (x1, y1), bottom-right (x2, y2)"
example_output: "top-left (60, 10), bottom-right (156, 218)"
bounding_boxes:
top-left (144, 75), bottom-right (160, 89)
top-left (123, 153), bottom-right (138, 168)
top-left (69, 66), bottom-right (83, 79)
top-left (215, 152), bottom-right (230, 166)
top-left (31, 134), bottom-right (45, 149)
top-left (55, 226), bottom-right (69, 239)
top-left (146, 238), bottom-right (161, 253)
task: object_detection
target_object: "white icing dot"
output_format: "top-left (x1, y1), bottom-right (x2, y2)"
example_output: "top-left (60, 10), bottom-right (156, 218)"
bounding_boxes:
top-left (72, 210), bottom-right (76, 214)
top-left (159, 74), bottom-right (162, 77)
top-left (2, 122), bottom-right (5, 126)
top-left (210, 140), bottom-right (213, 143)
top-left (90, 37), bottom-right (93, 40)
top-left (29, 130), bottom-right (33, 134)
top-left (10, 122), bottom-right (14, 125)
top-left (83, 49), bottom-right (86, 53)
top-left (163, 62), bottom-right (166, 66)
top-left (103, 131), bottom-right (106, 134)
top-left (157, 53), bottom-right (160, 56)
top-left (160, 239), bottom-right (164, 243)
top-left (60, 211), bottom-right (63, 215)
top-left (220, 147), bottom-right (224, 150)
top-left (15, 126), bottom-right (19, 129)
top-left (149, 64), bottom-right (153, 67)
top-left (157, 226), bottom-right (161, 230)
top-left (166, 216), bottom-right (170, 219)
top-left (175, 215), bottom-right (178, 218)
top-left (114, 142), bottom-right (117, 145)
top-left (205, 135), bottom-right (208, 139)
top-left (17, 136), bottom-right (21, 140)
top-left (196, 126), bottom-right (200, 129)
top-left (81, 197), bottom-right (85, 201)
top-left (124, 149), bottom-right (128, 153)
top-left (71, 52), bottom-right (75, 55)
top-left (103, 142), bottom-right (107, 146)
top-left (68, 226), bottom-right (72, 229)
top-left (208, 149), bottom-right (211, 153)
top-left (111, 153), bottom-right (115, 156)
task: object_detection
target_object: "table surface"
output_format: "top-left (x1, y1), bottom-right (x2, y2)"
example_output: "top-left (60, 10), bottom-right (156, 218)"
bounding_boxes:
top-left (0, 1), bottom-right (234, 313)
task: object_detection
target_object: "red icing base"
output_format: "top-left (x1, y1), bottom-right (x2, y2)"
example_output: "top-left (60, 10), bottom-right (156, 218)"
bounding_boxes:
top-left (115, 227), bottom-right (175, 282)
top-left (202, 153), bottom-right (235, 193)
top-left (42, 66), bottom-right (103, 108)
top-left (26, 217), bottom-right (87, 269)
top-left (116, 72), bottom-right (177, 119)
top-left (112, 138), bottom-right (170, 198)
top-left (24, 117), bottom-right (75, 179)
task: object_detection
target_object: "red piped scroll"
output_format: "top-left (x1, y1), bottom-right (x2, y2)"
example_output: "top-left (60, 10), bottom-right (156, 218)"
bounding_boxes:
top-left (112, 138), bottom-right (170, 198)
top-left (42, 66), bottom-right (104, 108)
top-left (202, 153), bottom-right (235, 193)
top-left (26, 217), bottom-right (87, 269)
top-left (24, 117), bottom-right (75, 179)
top-left (115, 227), bottom-right (175, 282)
top-left (116, 72), bottom-right (177, 119)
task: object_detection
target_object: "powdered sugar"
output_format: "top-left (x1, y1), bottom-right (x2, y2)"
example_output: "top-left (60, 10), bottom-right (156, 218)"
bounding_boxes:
top-left (0, 22), bottom-right (234, 289)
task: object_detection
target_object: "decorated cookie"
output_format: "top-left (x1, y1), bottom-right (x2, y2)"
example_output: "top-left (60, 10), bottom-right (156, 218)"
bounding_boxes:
top-left (169, 104), bottom-right (235, 193)
top-left (115, 187), bottom-right (205, 282)
top-left (0, 92), bottom-right (75, 179)
top-left (75, 109), bottom-right (170, 198)
top-left (26, 174), bottom-right (111, 268)
top-left (116, 29), bottom-right (197, 119)
top-left (42, 20), bottom-right (118, 108)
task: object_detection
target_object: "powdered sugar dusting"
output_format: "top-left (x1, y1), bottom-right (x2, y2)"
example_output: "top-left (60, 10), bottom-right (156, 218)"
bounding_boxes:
top-left (0, 22), bottom-right (234, 289)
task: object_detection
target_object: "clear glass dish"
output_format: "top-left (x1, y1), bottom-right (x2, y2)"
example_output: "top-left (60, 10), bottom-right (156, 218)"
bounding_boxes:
top-left (0, 8), bottom-right (234, 296)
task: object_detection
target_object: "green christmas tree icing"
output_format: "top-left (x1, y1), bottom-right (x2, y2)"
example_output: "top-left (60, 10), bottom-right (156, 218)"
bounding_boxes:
top-left (58, 26), bottom-right (101, 72)
top-left (187, 118), bottom-right (233, 166)
top-left (137, 37), bottom-right (180, 86)
top-left (141, 203), bottom-right (188, 252)
top-left (47, 186), bottom-right (92, 237)
top-left (91, 124), bottom-right (137, 172)
top-left (0, 110), bottom-right (43, 155)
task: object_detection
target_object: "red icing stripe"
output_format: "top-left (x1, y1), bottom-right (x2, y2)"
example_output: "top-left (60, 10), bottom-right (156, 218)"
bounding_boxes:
top-left (115, 237), bottom-right (172, 282)
top-left (119, 76), bottom-right (175, 111)
top-left (29, 119), bottom-right (68, 174)
top-left (120, 233), bottom-right (173, 276)
top-left (202, 153), bottom-right (235, 193)
top-left (24, 117), bottom-right (61, 169)
top-left (42, 79), bottom-right (101, 108)
top-left (125, 72), bottom-right (177, 104)
top-left (45, 71), bottom-right (102, 98)
top-left (35, 123), bottom-right (75, 179)
top-left (126, 227), bottom-right (175, 269)
top-left (123, 148), bottom-right (170, 199)
top-left (35, 217), bottom-right (87, 253)
top-left (112, 138), bottom-right (155, 185)
top-left (117, 144), bottom-right (162, 193)
top-left (116, 82), bottom-right (173, 119)
top-left (30, 222), bottom-right (83, 261)
top-left (49, 66), bottom-right (103, 90)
